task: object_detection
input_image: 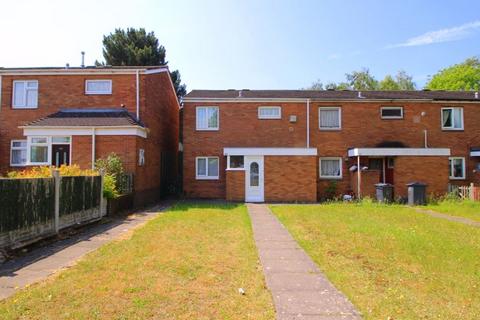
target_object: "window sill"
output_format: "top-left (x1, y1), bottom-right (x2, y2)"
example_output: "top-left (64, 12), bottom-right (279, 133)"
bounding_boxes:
top-left (442, 128), bottom-right (464, 131)
top-left (226, 168), bottom-right (245, 171)
top-left (319, 128), bottom-right (341, 131)
top-left (196, 176), bottom-right (219, 180)
top-left (12, 106), bottom-right (38, 110)
top-left (85, 92), bottom-right (112, 95)
top-left (449, 177), bottom-right (466, 180)
top-left (196, 128), bottom-right (219, 131)
top-left (10, 164), bottom-right (27, 167)
top-left (319, 176), bottom-right (343, 180)
top-left (381, 117), bottom-right (403, 120)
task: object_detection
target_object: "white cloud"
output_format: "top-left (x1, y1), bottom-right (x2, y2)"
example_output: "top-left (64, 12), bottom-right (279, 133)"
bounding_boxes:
top-left (388, 20), bottom-right (480, 48)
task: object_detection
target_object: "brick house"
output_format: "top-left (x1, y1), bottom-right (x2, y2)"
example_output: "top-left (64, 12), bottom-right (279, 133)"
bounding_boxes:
top-left (182, 90), bottom-right (480, 202)
top-left (0, 66), bottom-right (180, 206)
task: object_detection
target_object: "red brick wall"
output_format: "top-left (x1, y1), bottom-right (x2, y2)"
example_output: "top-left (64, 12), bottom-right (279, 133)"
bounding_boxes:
top-left (264, 156), bottom-right (317, 202)
top-left (394, 156), bottom-right (449, 197)
top-left (350, 170), bottom-right (381, 199)
top-left (226, 170), bottom-right (245, 201)
top-left (183, 100), bottom-right (480, 201)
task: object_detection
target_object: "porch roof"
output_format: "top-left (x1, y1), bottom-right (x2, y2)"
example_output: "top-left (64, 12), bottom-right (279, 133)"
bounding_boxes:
top-left (348, 147), bottom-right (450, 157)
top-left (470, 147), bottom-right (480, 157)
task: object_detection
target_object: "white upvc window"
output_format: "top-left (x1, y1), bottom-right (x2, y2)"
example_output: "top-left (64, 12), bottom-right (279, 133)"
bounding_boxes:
top-left (319, 157), bottom-right (342, 179)
top-left (449, 157), bottom-right (465, 180)
top-left (381, 106), bottom-right (403, 119)
top-left (10, 140), bottom-right (27, 166)
top-left (319, 107), bottom-right (341, 130)
top-left (258, 106), bottom-right (281, 119)
top-left (196, 106), bottom-right (219, 130)
top-left (12, 80), bottom-right (38, 108)
top-left (196, 157), bottom-right (219, 179)
top-left (28, 137), bottom-right (49, 165)
top-left (227, 155), bottom-right (244, 170)
top-left (85, 80), bottom-right (112, 94)
top-left (442, 107), bottom-right (463, 130)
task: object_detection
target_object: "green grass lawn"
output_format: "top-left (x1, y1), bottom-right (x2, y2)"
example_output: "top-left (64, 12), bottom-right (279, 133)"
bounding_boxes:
top-left (425, 199), bottom-right (480, 222)
top-left (0, 204), bottom-right (274, 320)
top-left (271, 202), bottom-right (480, 320)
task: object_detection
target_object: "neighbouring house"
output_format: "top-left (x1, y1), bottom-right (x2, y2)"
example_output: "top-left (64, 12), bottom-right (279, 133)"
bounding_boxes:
top-left (182, 90), bottom-right (480, 202)
top-left (0, 66), bottom-right (180, 206)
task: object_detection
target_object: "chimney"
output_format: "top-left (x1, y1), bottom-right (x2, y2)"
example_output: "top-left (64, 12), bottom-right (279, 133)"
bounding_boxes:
top-left (65, 63), bottom-right (70, 69)
top-left (81, 51), bottom-right (85, 68)
top-left (357, 91), bottom-right (364, 99)
top-left (475, 91), bottom-right (479, 99)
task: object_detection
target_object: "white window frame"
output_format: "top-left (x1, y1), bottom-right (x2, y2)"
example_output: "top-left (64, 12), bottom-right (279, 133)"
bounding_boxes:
top-left (196, 106), bottom-right (219, 131)
top-left (12, 80), bottom-right (38, 109)
top-left (26, 136), bottom-right (72, 166)
top-left (85, 80), bottom-right (112, 95)
top-left (226, 155), bottom-right (245, 170)
top-left (441, 107), bottom-right (464, 130)
top-left (10, 140), bottom-right (28, 167)
top-left (196, 156), bottom-right (220, 180)
top-left (319, 157), bottom-right (343, 179)
top-left (381, 106), bottom-right (403, 119)
top-left (319, 107), bottom-right (342, 130)
top-left (449, 157), bottom-right (466, 180)
top-left (258, 106), bottom-right (282, 119)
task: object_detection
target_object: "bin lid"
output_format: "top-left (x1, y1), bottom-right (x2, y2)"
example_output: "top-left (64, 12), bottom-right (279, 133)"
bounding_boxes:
top-left (406, 182), bottom-right (427, 186)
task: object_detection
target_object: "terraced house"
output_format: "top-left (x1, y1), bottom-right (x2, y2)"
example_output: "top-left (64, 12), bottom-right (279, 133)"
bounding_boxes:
top-left (182, 90), bottom-right (480, 202)
top-left (0, 66), bottom-right (179, 206)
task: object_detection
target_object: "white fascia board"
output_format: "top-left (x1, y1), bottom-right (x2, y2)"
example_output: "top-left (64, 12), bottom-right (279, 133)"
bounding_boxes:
top-left (22, 126), bottom-right (147, 138)
top-left (144, 67), bottom-right (169, 74)
top-left (0, 69), bottom-right (147, 76)
top-left (470, 151), bottom-right (480, 157)
top-left (183, 98), bottom-right (480, 104)
top-left (348, 148), bottom-right (451, 157)
top-left (223, 147), bottom-right (318, 156)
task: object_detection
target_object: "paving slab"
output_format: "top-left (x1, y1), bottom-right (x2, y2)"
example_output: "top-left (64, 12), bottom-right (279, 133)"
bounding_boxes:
top-left (0, 202), bottom-right (170, 301)
top-left (247, 203), bottom-right (361, 320)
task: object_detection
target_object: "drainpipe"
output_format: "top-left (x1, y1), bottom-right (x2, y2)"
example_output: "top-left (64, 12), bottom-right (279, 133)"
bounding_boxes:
top-left (0, 75), bottom-right (2, 112)
top-left (424, 130), bottom-right (428, 148)
top-left (306, 99), bottom-right (310, 148)
top-left (136, 69), bottom-right (140, 120)
top-left (357, 155), bottom-right (361, 198)
top-left (91, 128), bottom-right (96, 169)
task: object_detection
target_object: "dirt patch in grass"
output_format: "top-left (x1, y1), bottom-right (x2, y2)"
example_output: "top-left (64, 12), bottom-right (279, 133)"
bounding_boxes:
top-left (0, 203), bottom-right (274, 319)
top-left (271, 202), bottom-right (480, 320)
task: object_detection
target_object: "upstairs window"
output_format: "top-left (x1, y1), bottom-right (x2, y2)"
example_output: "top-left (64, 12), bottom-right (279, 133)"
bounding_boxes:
top-left (85, 80), bottom-right (112, 94)
top-left (196, 106), bottom-right (219, 130)
top-left (10, 140), bottom-right (27, 166)
top-left (381, 106), bottom-right (403, 119)
top-left (196, 157), bottom-right (219, 179)
top-left (319, 157), bottom-right (342, 179)
top-left (258, 106), bottom-right (281, 119)
top-left (442, 107), bottom-right (463, 130)
top-left (449, 157), bottom-right (465, 180)
top-left (13, 80), bottom-right (38, 108)
top-left (319, 107), bottom-right (341, 130)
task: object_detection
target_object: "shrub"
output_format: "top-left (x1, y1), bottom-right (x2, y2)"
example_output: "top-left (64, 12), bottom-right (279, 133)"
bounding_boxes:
top-left (103, 174), bottom-right (120, 199)
top-left (95, 153), bottom-right (124, 186)
top-left (6, 165), bottom-right (97, 178)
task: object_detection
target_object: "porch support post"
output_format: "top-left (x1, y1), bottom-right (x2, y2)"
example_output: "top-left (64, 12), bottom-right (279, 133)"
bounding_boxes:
top-left (357, 155), bottom-right (361, 199)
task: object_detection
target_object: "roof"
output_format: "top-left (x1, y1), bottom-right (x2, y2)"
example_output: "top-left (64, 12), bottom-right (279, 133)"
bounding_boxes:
top-left (185, 89), bottom-right (480, 101)
top-left (0, 65), bottom-right (169, 75)
top-left (23, 109), bottom-right (145, 127)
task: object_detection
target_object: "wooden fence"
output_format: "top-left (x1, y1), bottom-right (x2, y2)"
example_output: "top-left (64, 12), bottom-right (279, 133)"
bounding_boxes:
top-left (0, 172), bottom-right (105, 250)
top-left (454, 183), bottom-right (480, 201)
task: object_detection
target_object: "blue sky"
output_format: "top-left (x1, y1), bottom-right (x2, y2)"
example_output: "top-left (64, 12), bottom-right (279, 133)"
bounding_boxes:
top-left (1, 0), bottom-right (480, 90)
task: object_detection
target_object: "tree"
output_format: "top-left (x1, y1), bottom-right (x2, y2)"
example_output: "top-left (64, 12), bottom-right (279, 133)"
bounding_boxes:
top-left (100, 28), bottom-right (186, 99)
top-left (426, 57), bottom-right (480, 91)
top-left (378, 75), bottom-right (400, 90)
top-left (395, 70), bottom-right (416, 90)
top-left (345, 68), bottom-right (378, 90)
top-left (304, 79), bottom-right (324, 90)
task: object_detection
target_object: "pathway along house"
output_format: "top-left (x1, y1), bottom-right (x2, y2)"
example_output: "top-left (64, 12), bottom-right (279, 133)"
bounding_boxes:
top-left (0, 66), bottom-right (180, 206)
top-left (182, 90), bottom-right (480, 202)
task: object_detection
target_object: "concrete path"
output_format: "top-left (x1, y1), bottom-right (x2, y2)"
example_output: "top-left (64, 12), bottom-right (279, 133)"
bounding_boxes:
top-left (0, 202), bottom-right (170, 300)
top-left (415, 208), bottom-right (480, 227)
top-left (247, 204), bottom-right (361, 320)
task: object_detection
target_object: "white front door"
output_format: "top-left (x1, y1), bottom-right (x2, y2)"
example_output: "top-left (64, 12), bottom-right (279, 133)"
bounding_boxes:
top-left (245, 156), bottom-right (264, 202)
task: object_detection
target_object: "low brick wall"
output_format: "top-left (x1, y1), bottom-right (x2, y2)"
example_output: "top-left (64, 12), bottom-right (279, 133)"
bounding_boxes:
top-left (226, 170), bottom-right (245, 201)
top-left (264, 156), bottom-right (317, 202)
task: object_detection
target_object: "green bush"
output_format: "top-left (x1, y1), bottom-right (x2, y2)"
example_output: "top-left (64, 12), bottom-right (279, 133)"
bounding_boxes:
top-left (95, 153), bottom-right (124, 196)
top-left (103, 174), bottom-right (119, 199)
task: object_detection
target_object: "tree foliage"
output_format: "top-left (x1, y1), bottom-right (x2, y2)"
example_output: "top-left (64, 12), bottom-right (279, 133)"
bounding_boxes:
top-left (305, 69), bottom-right (415, 91)
top-left (100, 28), bottom-right (186, 98)
top-left (426, 57), bottom-right (480, 91)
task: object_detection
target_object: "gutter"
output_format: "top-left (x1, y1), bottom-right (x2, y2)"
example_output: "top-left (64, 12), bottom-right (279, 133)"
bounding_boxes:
top-left (183, 98), bottom-right (480, 104)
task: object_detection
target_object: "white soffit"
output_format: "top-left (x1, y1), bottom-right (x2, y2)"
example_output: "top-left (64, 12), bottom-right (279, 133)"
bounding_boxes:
top-left (348, 148), bottom-right (451, 157)
top-left (223, 147), bottom-right (318, 156)
top-left (22, 126), bottom-right (147, 138)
